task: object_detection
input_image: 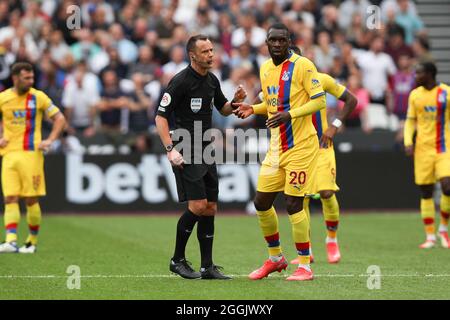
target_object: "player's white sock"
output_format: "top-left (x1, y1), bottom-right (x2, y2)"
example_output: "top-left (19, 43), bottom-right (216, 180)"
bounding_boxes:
top-left (326, 236), bottom-right (338, 243)
top-left (298, 264), bottom-right (311, 272)
top-left (438, 224), bottom-right (448, 233)
top-left (269, 254), bottom-right (283, 262)
top-left (427, 234), bottom-right (437, 241)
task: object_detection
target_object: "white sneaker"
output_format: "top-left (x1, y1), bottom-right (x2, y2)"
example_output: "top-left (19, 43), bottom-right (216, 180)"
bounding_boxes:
top-left (18, 243), bottom-right (37, 254)
top-left (0, 242), bottom-right (18, 253)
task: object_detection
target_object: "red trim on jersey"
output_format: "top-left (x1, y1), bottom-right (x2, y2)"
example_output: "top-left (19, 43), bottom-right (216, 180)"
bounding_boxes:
top-left (277, 61), bottom-right (291, 152)
top-left (23, 93), bottom-right (32, 150)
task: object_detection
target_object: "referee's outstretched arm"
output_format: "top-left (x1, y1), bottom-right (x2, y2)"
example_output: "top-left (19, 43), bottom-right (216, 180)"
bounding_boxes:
top-left (219, 84), bottom-right (247, 116)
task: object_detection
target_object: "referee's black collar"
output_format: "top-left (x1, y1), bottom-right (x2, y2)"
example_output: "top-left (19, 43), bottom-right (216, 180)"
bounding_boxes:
top-left (188, 64), bottom-right (209, 79)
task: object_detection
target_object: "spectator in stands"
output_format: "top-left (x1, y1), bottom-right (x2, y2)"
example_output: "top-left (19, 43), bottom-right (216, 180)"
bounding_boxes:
top-left (21, 0), bottom-right (49, 40)
top-left (231, 10), bottom-right (266, 49)
top-left (81, 0), bottom-right (114, 28)
top-left (96, 69), bottom-right (129, 134)
top-left (187, 7), bottom-right (220, 42)
top-left (99, 45), bottom-right (128, 80)
top-left (395, 0), bottom-right (425, 45)
top-left (353, 35), bottom-right (397, 105)
top-left (0, 10), bottom-right (39, 62)
top-left (109, 23), bottom-right (138, 64)
top-left (343, 74), bottom-right (371, 133)
top-left (317, 4), bottom-right (339, 36)
top-left (385, 26), bottom-right (414, 67)
top-left (381, 0), bottom-right (417, 21)
top-left (285, 0), bottom-right (315, 29)
top-left (162, 45), bottom-right (188, 76)
top-left (388, 53), bottom-right (415, 145)
top-left (127, 72), bottom-right (152, 153)
top-left (63, 60), bottom-right (100, 137)
top-left (128, 46), bottom-right (160, 85)
top-left (48, 29), bottom-right (70, 67)
top-left (412, 36), bottom-right (435, 64)
top-left (313, 30), bottom-right (338, 73)
top-left (70, 28), bottom-right (101, 64)
top-left (218, 12), bottom-right (234, 55)
top-left (338, 0), bottom-right (371, 31)
top-left (229, 42), bottom-right (258, 74)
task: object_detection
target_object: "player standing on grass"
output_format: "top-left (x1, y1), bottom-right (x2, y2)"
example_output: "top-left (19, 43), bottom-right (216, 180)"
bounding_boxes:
top-left (290, 71), bottom-right (357, 264)
top-left (0, 62), bottom-right (66, 254)
top-left (234, 23), bottom-right (326, 281)
top-left (155, 35), bottom-right (246, 280)
top-left (404, 61), bottom-right (450, 249)
top-left (240, 45), bottom-right (358, 265)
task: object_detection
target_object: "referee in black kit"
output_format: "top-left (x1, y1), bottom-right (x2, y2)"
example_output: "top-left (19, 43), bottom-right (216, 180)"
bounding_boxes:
top-left (155, 35), bottom-right (246, 280)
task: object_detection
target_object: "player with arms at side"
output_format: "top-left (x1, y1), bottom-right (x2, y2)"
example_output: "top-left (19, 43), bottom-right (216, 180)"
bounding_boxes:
top-left (404, 61), bottom-right (450, 249)
top-left (155, 35), bottom-right (246, 279)
top-left (293, 71), bottom-right (357, 264)
top-left (0, 62), bottom-right (66, 253)
top-left (235, 23), bottom-right (326, 281)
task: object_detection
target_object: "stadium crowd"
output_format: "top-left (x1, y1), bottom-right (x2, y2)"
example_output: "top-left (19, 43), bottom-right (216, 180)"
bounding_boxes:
top-left (0, 0), bottom-right (432, 153)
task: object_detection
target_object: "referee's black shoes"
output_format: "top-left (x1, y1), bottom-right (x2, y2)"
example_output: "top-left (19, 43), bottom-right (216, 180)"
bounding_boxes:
top-left (200, 265), bottom-right (232, 280)
top-left (170, 259), bottom-right (201, 279)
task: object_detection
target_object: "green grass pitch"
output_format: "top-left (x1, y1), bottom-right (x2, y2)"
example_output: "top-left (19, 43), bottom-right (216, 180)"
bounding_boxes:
top-left (0, 212), bottom-right (449, 300)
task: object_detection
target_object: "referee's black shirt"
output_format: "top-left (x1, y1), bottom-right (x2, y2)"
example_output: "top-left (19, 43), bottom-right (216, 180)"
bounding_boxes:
top-left (156, 65), bottom-right (228, 160)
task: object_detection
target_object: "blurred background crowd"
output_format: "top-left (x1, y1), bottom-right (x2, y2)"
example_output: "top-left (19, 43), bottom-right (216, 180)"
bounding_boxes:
top-left (0, 0), bottom-right (437, 154)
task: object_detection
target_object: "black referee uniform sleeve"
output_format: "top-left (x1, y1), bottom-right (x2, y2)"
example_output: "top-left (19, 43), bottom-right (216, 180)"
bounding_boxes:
top-left (156, 78), bottom-right (182, 119)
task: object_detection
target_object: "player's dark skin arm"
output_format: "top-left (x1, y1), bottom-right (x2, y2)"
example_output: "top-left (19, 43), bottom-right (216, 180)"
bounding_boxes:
top-left (320, 90), bottom-right (357, 148)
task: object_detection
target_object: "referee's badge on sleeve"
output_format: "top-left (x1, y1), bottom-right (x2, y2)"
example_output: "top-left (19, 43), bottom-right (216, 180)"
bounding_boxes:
top-left (190, 98), bottom-right (202, 113)
top-left (160, 92), bottom-right (171, 108)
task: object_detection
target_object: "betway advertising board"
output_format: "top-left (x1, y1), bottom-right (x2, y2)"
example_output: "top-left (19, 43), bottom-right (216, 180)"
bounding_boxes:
top-left (1, 153), bottom-right (419, 212)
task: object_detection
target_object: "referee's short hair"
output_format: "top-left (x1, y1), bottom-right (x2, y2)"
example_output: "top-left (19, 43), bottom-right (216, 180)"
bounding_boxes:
top-left (11, 62), bottom-right (33, 75)
top-left (186, 34), bottom-right (209, 54)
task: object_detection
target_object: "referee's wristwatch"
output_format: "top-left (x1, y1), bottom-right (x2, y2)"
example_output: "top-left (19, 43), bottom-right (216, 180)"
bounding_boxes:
top-left (165, 144), bottom-right (174, 152)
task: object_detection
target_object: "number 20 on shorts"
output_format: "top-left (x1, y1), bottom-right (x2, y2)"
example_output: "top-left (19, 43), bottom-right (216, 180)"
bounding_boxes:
top-left (289, 171), bottom-right (306, 185)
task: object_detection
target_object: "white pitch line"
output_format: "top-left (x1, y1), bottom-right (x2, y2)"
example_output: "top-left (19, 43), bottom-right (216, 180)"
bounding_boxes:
top-left (1, 274), bottom-right (450, 279)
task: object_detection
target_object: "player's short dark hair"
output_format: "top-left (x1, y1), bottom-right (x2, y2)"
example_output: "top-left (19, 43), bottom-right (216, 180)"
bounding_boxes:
top-left (268, 23), bottom-right (290, 35)
top-left (290, 46), bottom-right (302, 55)
top-left (420, 61), bottom-right (437, 79)
top-left (11, 62), bottom-right (33, 75)
top-left (186, 34), bottom-right (209, 54)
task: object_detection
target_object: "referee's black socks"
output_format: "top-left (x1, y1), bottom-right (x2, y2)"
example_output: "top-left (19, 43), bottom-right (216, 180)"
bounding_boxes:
top-left (173, 209), bottom-right (199, 262)
top-left (197, 215), bottom-right (215, 269)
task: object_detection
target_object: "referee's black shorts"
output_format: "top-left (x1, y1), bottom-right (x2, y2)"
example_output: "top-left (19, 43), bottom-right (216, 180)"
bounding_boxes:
top-left (172, 164), bottom-right (219, 202)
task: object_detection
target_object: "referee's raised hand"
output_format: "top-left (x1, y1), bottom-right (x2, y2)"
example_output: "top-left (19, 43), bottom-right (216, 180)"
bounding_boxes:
top-left (168, 149), bottom-right (185, 169)
top-left (234, 84), bottom-right (247, 103)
